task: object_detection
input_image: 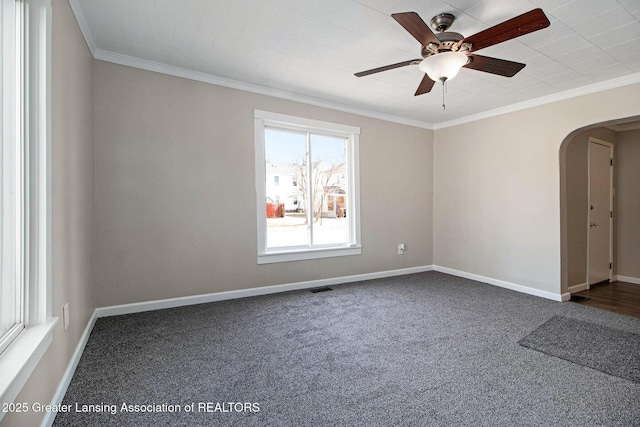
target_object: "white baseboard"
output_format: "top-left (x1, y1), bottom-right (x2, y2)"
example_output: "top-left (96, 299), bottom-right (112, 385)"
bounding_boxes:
top-left (95, 265), bottom-right (435, 318)
top-left (616, 275), bottom-right (640, 285)
top-left (568, 282), bottom-right (589, 294)
top-left (96, 264), bottom-right (570, 319)
top-left (41, 310), bottom-right (98, 427)
top-left (433, 266), bottom-right (567, 302)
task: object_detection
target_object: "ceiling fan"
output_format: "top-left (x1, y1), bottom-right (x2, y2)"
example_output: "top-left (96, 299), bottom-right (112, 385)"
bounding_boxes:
top-left (355, 9), bottom-right (551, 101)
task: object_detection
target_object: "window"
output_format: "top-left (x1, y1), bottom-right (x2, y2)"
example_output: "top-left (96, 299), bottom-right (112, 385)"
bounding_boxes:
top-left (0, 0), bottom-right (53, 413)
top-left (0, 0), bottom-right (22, 356)
top-left (255, 110), bottom-right (361, 264)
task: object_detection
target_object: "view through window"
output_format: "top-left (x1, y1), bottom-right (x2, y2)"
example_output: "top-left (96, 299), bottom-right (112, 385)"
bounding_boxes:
top-left (255, 110), bottom-right (361, 263)
top-left (265, 128), bottom-right (349, 248)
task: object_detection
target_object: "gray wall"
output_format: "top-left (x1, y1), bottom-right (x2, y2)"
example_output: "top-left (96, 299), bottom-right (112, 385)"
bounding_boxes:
top-left (563, 127), bottom-right (617, 287)
top-left (93, 61), bottom-right (434, 307)
top-left (1, 0), bottom-right (96, 426)
top-left (616, 130), bottom-right (640, 280)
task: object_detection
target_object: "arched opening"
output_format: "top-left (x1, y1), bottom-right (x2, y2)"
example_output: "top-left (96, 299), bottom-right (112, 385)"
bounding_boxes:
top-left (560, 115), bottom-right (640, 296)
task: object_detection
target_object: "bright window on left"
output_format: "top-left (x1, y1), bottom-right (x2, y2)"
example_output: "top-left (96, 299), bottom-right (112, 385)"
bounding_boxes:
top-left (0, 0), bottom-right (53, 412)
top-left (0, 0), bottom-right (24, 356)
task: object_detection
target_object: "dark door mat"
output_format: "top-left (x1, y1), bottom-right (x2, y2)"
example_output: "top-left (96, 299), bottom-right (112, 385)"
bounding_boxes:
top-left (519, 315), bottom-right (640, 383)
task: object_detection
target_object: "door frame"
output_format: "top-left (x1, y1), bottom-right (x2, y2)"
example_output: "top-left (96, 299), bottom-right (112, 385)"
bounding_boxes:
top-left (586, 137), bottom-right (613, 289)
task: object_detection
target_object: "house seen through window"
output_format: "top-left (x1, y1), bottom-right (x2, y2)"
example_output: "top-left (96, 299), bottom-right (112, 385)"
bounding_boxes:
top-left (255, 110), bottom-right (361, 264)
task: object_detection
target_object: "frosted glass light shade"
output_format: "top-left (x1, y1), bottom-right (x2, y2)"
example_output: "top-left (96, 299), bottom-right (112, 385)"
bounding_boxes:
top-left (418, 52), bottom-right (468, 81)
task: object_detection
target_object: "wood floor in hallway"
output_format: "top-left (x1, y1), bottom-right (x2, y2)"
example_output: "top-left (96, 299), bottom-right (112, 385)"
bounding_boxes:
top-left (573, 281), bottom-right (640, 319)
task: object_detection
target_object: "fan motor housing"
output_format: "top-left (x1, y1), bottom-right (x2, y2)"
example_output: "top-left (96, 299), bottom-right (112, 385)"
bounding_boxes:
top-left (430, 13), bottom-right (455, 32)
top-left (422, 32), bottom-right (470, 56)
top-left (437, 31), bottom-right (463, 47)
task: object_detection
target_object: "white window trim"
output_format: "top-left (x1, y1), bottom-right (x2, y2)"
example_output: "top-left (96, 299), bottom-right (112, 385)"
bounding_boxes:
top-left (254, 110), bottom-right (362, 264)
top-left (0, 0), bottom-right (55, 414)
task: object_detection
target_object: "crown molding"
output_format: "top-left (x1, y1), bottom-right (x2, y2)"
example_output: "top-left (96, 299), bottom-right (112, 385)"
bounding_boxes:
top-left (67, 0), bottom-right (640, 132)
top-left (92, 49), bottom-right (436, 130)
top-left (67, 0), bottom-right (97, 55)
top-left (89, 48), bottom-right (640, 132)
top-left (433, 73), bottom-right (640, 130)
top-left (68, 0), bottom-right (430, 130)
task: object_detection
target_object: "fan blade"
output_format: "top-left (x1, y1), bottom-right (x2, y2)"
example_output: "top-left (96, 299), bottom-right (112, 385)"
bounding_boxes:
top-left (392, 12), bottom-right (441, 47)
top-left (354, 59), bottom-right (421, 77)
top-left (463, 8), bottom-right (550, 52)
top-left (414, 74), bottom-right (435, 96)
top-left (463, 54), bottom-right (526, 77)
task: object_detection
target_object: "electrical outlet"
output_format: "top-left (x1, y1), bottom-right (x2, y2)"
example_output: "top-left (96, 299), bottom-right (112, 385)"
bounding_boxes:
top-left (398, 243), bottom-right (405, 254)
top-left (63, 303), bottom-right (70, 331)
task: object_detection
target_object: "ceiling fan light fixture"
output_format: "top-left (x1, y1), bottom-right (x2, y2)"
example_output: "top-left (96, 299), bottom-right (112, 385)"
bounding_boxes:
top-left (418, 51), bottom-right (468, 82)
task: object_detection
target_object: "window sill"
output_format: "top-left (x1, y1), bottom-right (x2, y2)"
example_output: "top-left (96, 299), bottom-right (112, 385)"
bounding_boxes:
top-left (0, 318), bottom-right (58, 417)
top-left (258, 245), bottom-right (362, 264)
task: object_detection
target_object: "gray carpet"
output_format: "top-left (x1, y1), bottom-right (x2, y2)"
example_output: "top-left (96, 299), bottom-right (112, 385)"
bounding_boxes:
top-left (519, 315), bottom-right (640, 383)
top-left (54, 272), bottom-right (640, 426)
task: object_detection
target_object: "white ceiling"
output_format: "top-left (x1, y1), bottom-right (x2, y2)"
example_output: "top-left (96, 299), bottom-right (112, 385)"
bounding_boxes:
top-left (71, 0), bottom-right (640, 128)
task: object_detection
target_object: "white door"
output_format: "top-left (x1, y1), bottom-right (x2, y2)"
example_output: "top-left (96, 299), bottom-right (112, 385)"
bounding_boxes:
top-left (588, 139), bottom-right (613, 286)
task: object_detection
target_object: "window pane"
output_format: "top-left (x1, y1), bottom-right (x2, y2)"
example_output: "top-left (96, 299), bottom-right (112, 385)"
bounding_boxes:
top-left (310, 134), bottom-right (349, 246)
top-left (264, 128), bottom-right (308, 248)
top-left (0, 270), bottom-right (18, 339)
top-left (256, 110), bottom-right (360, 264)
top-left (1, 0), bottom-right (20, 343)
top-left (0, 133), bottom-right (17, 339)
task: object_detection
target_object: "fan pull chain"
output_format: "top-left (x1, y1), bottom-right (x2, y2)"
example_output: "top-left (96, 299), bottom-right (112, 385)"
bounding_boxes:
top-left (440, 77), bottom-right (447, 110)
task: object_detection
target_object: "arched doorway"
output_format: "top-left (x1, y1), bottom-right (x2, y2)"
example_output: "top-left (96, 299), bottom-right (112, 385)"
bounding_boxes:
top-left (560, 115), bottom-right (640, 297)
